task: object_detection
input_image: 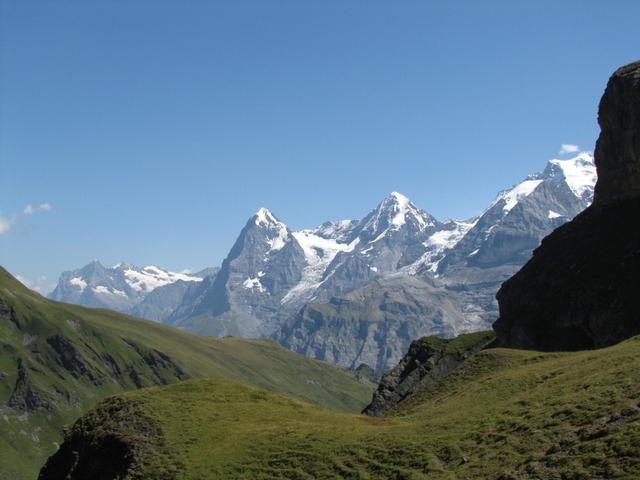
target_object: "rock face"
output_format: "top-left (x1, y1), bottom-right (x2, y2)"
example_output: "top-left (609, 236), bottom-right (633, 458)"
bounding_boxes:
top-left (274, 272), bottom-right (473, 376)
top-left (593, 61), bottom-right (640, 205)
top-left (38, 397), bottom-right (166, 480)
top-left (172, 209), bottom-right (308, 337)
top-left (493, 61), bottom-right (640, 351)
top-left (362, 331), bottom-right (495, 416)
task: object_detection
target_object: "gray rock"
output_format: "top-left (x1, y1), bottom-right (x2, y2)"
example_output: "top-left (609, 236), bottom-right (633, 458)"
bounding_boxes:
top-left (173, 209), bottom-right (308, 337)
top-left (362, 331), bottom-right (495, 416)
top-left (274, 272), bottom-right (471, 376)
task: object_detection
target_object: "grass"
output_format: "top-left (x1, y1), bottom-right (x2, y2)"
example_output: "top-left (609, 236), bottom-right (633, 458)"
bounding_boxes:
top-left (53, 335), bottom-right (640, 479)
top-left (415, 330), bottom-right (496, 355)
top-left (0, 267), bottom-right (373, 480)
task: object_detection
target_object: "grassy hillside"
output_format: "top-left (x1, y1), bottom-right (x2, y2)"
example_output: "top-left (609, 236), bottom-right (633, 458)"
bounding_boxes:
top-left (0, 267), bottom-right (373, 480)
top-left (43, 335), bottom-right (640, 479)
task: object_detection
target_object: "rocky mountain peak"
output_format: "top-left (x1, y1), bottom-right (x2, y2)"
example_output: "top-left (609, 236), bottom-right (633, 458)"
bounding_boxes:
top-left (543, 152), bottom-right (596, 201)
top-left (247, 208), bottom-right (291, 252)
top-left (593, 60), bottom-right (640, 205)
top-left (83, 259), bottom-right (106, 271)
top-left (358, 192), bottom-right (436, 240)
top-left (254, 207), bottom-right (282, 227)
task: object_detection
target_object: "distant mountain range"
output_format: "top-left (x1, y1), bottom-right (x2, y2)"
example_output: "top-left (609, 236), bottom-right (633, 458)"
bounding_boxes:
top-left (49, 262), bottom-right (219, 321)
top-left (48, 152), bottom-right (596, 374)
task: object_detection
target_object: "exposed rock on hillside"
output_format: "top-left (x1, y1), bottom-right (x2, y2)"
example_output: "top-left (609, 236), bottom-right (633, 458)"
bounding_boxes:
top-left (38, 397), bottom-right (169, 480)
top-left (275, 273), bottom-right (472, 376)
top-left (494, 61), bottom-right (640, 350)
top-left (363, 331), bottom-right (495, 416)
top-left (8, 358), bottom-right (52, 411)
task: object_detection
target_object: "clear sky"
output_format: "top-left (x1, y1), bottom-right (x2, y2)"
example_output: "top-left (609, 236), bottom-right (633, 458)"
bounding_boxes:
top-left (2, 0), bottom-right (639, 292)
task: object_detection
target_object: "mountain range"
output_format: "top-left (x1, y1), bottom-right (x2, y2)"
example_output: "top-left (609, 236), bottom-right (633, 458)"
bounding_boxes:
top-left (49, 152), bottom-right (596, 374)
top-left (24, 59), bottom-right (640, 480)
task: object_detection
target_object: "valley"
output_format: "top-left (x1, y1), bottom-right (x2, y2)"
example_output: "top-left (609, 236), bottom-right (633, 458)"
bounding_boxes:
top-left (0, 268), bottom-right (372, 480)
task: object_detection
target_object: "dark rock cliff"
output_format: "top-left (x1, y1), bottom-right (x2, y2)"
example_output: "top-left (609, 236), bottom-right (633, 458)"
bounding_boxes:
top-left (493, 61), bottom-right (640, 350)
top-left (362, 331), bottom-right (495, 416)
top-left (593, 61), bottom-right (640, 205)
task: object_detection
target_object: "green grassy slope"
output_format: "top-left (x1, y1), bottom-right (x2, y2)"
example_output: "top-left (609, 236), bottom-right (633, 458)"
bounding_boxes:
top-left (0, 267), bottom-right (373, 480)
top-left (46, 335), bottom-right (640, 479)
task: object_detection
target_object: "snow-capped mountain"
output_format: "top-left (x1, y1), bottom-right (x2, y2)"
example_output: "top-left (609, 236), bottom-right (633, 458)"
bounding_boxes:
top-left (49, 261), bottom-right (212, 316)
top-left (284, 192), bottom-right (443, 306)
top-left (168, 193), bottom-right (449, 337)
top-left (49, 151), bottom-right (598, 375)
top-left (436, 152), bottom-right (596, 274)
top-left (275, 152), bottom-right (598, 374)
top-left (171, 208), bottom-right (308, 337)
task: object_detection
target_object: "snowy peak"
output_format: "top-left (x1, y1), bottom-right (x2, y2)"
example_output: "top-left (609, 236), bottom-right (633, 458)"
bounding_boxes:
top-left (122, 265), bottom-right (203, 293)
top-left (489, 152), bottom-right (596, 215)
top-left (254, 207), bottom-right (283, 227)
top-left (544, 151), bottom-right (596, 200)
top-left (386, 192), bottom-right (414, 228)
top-left (249, 208), bottom-right (291, 252)
top-left (360, 192), bottom-right (436, 238)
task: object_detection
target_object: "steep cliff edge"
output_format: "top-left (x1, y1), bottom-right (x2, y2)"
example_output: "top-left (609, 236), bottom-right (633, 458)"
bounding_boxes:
top-left (362, 331), bottom-right (495, 416)
top-left (493, 60), bottom-right (640, 350)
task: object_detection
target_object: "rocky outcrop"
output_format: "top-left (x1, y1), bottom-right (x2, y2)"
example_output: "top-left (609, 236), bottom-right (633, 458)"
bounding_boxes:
top-left (47, 334), bottom-right (103, 386)
top-left (38, 396), bottom-right (171, 480)
top-left (8, 358), bottom-right (52, 411)
top-left (493, 61), bottom-right (640, 350)
top-left (362, 331), bottom-right (495, 416)
top-left (593, 61), bottom-right (640, 205)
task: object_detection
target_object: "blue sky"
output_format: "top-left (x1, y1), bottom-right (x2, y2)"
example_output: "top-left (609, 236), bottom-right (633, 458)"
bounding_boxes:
top-left (2, 0), bottom-right (639, 292)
